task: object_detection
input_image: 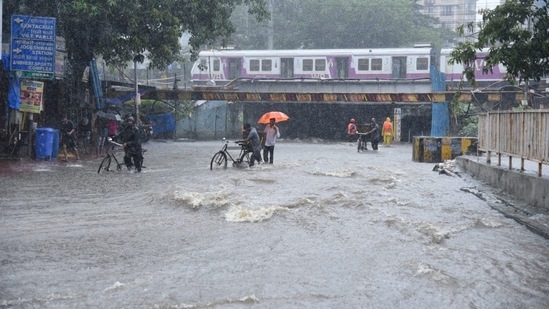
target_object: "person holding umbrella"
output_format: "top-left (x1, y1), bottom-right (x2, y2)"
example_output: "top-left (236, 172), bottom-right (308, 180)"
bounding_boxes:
top-left (263, 118), bottom-right (280, 164)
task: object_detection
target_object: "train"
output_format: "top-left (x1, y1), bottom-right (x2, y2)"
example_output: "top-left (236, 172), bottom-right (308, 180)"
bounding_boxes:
top-left (190, 45), bottom-right (510, 89)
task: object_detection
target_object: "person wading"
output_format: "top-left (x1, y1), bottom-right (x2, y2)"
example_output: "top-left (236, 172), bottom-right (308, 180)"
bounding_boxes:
top-left (263, 118), bottom-right (280, 164)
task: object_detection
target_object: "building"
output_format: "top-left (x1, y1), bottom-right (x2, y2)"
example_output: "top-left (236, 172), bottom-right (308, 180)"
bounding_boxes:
top-left (417, 0), bottom-right (479, 32)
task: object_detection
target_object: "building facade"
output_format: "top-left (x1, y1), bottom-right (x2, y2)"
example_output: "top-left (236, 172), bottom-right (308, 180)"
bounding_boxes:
top-left (417, 0), bottom-right (479, 32)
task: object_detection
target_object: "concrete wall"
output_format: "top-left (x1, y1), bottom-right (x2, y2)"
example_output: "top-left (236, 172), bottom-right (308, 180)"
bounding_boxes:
top-left (177, 100), bottom-right (432, 141)
top-left (176, 100), bottom-right (243, 140)
top-left (456, 157), bottom-right (549, 209)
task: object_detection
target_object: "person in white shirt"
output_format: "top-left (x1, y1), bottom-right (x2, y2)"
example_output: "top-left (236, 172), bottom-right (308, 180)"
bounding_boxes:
top-left (263, 118), bottom-right (280, 164)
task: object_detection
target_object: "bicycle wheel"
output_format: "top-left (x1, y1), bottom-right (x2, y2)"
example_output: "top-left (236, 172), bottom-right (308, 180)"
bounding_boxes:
top-left (210, 151), bottom-right (227, 170)
top-left (98, 156), bottom-right (112, 173)
top-left (235, 150), bottom-right (251, 167)
top-left (112, 155), bottom-right (123, 171)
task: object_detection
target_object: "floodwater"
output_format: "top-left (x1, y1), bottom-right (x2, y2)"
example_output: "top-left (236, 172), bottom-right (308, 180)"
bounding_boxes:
top-left (0, 140), bottom-right (547, 308)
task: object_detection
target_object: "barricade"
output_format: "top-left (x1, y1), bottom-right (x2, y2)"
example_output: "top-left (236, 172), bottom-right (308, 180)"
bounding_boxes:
top-left (413, 136), bottom-right (477, 163)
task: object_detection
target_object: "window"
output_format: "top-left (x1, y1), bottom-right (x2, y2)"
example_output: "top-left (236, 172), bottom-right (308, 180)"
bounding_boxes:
top-left (358, 58), bottom-right (369, 70)
top-left (199, 59), bottom-right (207, 70)
top-left (467, 3), bottom-right (476, 13)
top-left (442, 5), bottom-right (453, 16)
top-left (303, 59), bottom-right (313, 71)
top-left (371, 58), bottom-right (383, 71)
top-left (261, 59), bottom-right (272, 71)
top-left (416, 57), bottom-right (429, 70)
top-left (250, 59), bottom-right (260, 71)
top-left (315, 59), bottom-right (326, 71)
top-left (213, 59), bottom-right (220, 71)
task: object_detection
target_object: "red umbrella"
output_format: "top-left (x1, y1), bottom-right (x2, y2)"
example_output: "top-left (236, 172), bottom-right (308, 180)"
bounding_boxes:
top-left (258, 111), bottom-right (289, 124)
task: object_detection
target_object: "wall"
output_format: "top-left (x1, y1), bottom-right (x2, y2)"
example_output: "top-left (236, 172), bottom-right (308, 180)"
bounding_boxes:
top-left (177, 100), bottom-right (432, 142)
top-left (456, 156), bottom-right (549, 209)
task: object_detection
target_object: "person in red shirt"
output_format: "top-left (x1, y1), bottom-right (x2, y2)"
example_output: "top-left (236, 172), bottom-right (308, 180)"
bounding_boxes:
top-left (347, 118), bottom-right (357, 142)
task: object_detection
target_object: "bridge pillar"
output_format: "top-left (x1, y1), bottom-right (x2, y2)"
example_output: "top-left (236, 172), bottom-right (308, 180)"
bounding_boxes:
top-left (431, 102), bottom-right (450, 137)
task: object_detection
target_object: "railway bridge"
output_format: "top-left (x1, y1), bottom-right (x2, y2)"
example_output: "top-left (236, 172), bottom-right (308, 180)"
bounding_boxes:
top-left (131, 83), bottom-right (528, 141)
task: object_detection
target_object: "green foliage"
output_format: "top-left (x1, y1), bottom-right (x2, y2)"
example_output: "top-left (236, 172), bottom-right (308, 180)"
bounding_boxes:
top-left (451, 101), bottom-right (480, 137)
top-left (3, 0), bottom-right (268, 69)
top-left (230, 0), bottom-right (455, 49)
top-left (450, 0), bottom-right (549, 86)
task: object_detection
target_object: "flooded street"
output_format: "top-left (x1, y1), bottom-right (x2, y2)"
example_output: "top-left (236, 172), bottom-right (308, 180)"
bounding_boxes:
top-left (1, 140), bottom-right (548, 308)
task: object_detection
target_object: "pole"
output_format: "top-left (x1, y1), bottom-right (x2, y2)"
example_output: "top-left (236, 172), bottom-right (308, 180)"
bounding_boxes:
top-left (134, 59), bottom-right (140, 122)
top-left (267, 0), bottom-right (273, 50)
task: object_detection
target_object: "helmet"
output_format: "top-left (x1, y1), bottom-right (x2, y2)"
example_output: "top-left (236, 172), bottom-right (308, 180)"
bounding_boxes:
top-left (127, 116), bottom-right (135, 122)
top-left (350, 118), bottom-right (355, 123)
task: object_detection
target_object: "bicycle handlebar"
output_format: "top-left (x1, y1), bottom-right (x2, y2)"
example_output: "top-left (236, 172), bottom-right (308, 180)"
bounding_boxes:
top-left (107, 137), bottom-right (124, 148)
top-left (221, 138), bottom-right (245, 144)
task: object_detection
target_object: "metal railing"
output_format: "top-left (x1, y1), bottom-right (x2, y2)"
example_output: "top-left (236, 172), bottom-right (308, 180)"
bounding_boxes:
top-left (478, 110), bottom-right (549, 176)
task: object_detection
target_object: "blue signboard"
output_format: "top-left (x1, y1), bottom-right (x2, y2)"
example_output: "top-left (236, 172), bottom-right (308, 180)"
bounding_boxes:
top-left (10, 15), bottom-right (56, 79)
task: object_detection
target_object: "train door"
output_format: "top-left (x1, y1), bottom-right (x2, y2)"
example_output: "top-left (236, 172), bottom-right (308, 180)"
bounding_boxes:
top-left (335, 57), bottom-right (348, 78)
top-left (391, 57), bottom-right (407, 78)
top-left (228, 58), bottom-right (241, 80)
top-left (281, 58), bottom-right (294, 78)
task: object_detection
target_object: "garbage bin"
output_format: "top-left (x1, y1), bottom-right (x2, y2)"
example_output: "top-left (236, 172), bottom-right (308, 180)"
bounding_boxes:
top-left (35, 128), bottom-right (55, 160)
top-left (51, 129), bottom-right (59, 159)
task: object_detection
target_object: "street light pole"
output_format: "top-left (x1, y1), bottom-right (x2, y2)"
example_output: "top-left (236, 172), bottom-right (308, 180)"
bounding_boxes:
top-left (133, 54), bottom-right (144, 123)
top-left (134, 58), bottom-right (139, 122)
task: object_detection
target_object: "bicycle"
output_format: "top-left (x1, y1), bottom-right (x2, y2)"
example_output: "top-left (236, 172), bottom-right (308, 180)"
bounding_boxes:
top-left (210, 138), bottom-right (253, 170)
top-left (97, 138), bottom-right (125, 173)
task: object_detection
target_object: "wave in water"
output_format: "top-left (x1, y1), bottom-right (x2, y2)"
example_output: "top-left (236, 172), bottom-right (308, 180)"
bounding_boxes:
top-left (166, 190), bottom-right (232, 210)
top-left (225, 205), bottom-right (288, 222)
top-left (308, 168), bottom-right (356, 178)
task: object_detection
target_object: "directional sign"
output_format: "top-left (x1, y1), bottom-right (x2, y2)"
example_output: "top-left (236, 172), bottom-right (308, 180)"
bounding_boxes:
top-left (11, 39), bottom-right (55, 73)
top-left (10, 15), bottom-right (56, 80)
top-left (11, 15), bottom-right (56, 41)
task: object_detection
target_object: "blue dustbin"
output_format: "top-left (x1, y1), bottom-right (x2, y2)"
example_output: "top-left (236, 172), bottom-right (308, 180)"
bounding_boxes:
top-left (51, 129), bottom-right (59, 159)
top-left (35, 128), bottom-right (55, 160)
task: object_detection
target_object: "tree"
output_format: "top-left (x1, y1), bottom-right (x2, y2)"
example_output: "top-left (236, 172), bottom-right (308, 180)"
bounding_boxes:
top-left (3, 0), bottom-right (269, 70)
top-left (230, 0), bottom-right (455, 49)
top-left (450, 0), bottom-right (549, 86)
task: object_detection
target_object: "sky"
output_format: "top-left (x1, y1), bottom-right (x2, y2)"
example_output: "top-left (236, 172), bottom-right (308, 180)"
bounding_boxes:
top-left (476, 0), bottom-right (502, 22)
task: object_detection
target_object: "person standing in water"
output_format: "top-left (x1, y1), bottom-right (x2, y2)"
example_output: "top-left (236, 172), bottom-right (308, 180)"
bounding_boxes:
top-left (382, 117), bottom-right (393, 146)
top-left (263, 118), bottom-right (280, 164)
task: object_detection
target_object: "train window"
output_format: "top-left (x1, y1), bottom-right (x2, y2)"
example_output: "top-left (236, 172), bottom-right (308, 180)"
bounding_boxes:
top-left (315, 59), bottom-right (326, 71)
top-left (358, 58), bottom-right (369, 71)
top-left (199, 59), bottom-right (207, 71)
top-left (262, 59), bottom-right (272, 71)
top-left (416, 57), bottom-right (429, 70)
top-left (213, 59), bottom-right (220, 71)
top-left (250, 59), bottom-right (260, 72)
top-left (303, 59), bottom-right (313, 71)
top-left (371, 58), bottom-right (383, 71)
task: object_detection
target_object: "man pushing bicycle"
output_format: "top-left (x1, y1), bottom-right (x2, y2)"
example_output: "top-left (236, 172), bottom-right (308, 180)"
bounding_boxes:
top-left (116, 116), bottom-right (143, 172)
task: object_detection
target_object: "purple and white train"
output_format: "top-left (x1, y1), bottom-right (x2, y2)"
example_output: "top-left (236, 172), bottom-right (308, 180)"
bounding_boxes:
top-left (190, 46), bottom-right (508, 88)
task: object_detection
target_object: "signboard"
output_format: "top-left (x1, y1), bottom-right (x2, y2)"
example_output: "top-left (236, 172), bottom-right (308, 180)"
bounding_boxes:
top-left (19, 80), bottom-right (45, 113)
top-left (10, 15), bottom-right (56, 80)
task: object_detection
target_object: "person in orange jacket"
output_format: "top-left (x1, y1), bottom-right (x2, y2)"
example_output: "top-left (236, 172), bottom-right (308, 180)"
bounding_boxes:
top-left (382, 117), bottom-right (393, 146)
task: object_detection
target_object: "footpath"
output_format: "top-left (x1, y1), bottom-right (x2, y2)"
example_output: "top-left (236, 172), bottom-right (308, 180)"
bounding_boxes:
top-left (456, 153), bottom-right (549, 239)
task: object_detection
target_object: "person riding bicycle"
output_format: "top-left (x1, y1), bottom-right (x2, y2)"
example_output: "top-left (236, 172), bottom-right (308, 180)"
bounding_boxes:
top-left (116, 116), bottom-right (143, 172)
